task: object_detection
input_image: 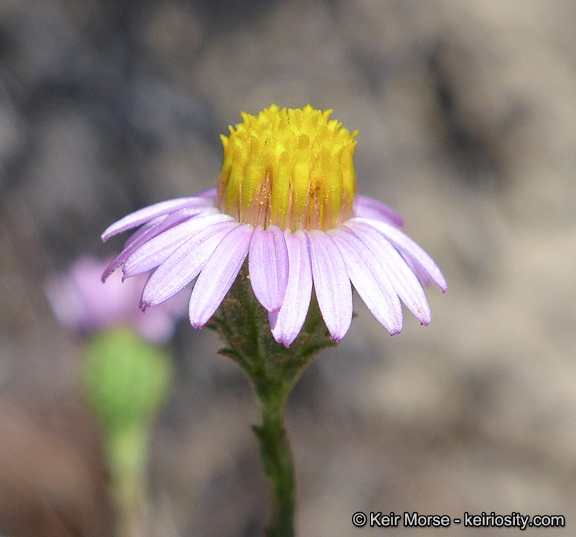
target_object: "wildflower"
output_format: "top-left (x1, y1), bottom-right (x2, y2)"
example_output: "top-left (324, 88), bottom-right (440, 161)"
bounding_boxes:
top-left (102, 105), bottom-right (446, 347)
top-left (46, 256), bottom-right (187, 343)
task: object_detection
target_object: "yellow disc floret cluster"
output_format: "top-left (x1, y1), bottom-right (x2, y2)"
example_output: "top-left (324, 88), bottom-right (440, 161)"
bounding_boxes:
top-left (217, 104), bottom-right (358, 231)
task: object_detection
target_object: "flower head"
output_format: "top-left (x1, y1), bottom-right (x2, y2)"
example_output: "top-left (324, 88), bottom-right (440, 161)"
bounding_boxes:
top-left (102, 105), bottom-right (446, 347)
top-left (218, 104), bottom-right (357, 231)
top-left (46, 256), bottom-right (187, 343)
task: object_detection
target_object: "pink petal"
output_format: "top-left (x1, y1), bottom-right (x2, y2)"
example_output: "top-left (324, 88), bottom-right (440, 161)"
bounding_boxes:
top-left (308, 230), bottom-right (353, 341)
top-left (189, 224), bottom-right (253, 328)
top-left (141, 221), bottom-right (239, 307)
top-left (270, 231), bottom-right (313, 347)
top-left (102, 208), bottom-right (217, 282)
top-left (195, 187), bottom-right (218, 198)
top-left (354, 195), bottom-right (404, 228)
top-left (102, 207), bottom-right (216, 281)
top-left (123, 211), bottom-right (230, 277)
top-left (121, 204), bottom-right (213, 249)
top-left (248, 225), bottom-right (289, 312)
top-left (123, 219), bottom-right (164, 249)
top-left (102, 223), bottom-right (162, 282)
top-left (329, 228), bottom-right (403, 334)
top-left (344, 222), bottom-right (432, 324)
top-left (101, 196), bottom-right (214, 241)
top-left (352, 217), bottom-right (447, 292)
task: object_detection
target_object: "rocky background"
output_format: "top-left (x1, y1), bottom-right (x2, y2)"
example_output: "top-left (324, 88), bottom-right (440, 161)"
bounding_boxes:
top-left (1, 0), bottom-right (576, 535)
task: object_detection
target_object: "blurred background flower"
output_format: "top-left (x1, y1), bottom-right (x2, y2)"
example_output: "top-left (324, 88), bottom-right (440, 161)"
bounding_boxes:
top-left (44, 255), bottom-right (184, 537)
top-left (1, 0), bottom-right (576, 536)
top-left (45, 255), bottom-right (188, 343)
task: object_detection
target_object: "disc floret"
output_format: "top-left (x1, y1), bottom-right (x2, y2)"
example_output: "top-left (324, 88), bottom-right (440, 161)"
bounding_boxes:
top-left (217, 104), bottom-right (358, 232)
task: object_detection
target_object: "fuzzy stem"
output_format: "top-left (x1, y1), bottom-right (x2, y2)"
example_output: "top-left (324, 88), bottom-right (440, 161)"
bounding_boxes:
top-left (252, 383), bottom-right (295, 537)
top-left (207, 265), bottom-right (336, 536)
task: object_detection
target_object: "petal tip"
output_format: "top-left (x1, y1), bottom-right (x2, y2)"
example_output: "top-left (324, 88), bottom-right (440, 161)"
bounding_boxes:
top-left (271, 326), bottom-right (298, 348)
top-left (190, 318), bottom-right (206, 330)
top-left (388, 319), bottom-right (403, 335)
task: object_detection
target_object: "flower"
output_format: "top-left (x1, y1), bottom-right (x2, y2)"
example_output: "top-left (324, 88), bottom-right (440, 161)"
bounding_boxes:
top-left (102, 105), bottom-right (446, 347)
top-left (46, 256), bottom-right (187, 343)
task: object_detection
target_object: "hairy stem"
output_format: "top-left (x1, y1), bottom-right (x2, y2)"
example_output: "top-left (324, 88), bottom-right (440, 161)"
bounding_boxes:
top-left (253, 383), bottom-right (295, 537)
top-left (207, 265), bottom-right (335, 536)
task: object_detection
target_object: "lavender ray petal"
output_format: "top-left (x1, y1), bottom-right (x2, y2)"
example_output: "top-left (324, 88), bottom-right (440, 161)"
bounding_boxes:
top-left (353, 195), bottom-right (404, 228)
top-left (344, 222), bottom-right (432, 324)
top-left (123, 219), bottom-right (163, 249)
top-left (329, 228), bottom-right (403, 334)
top-left (103, 208), bottom-right (218, 281)
top-left (102, 222), bottom-right (163, 282)
top-left (400, 256), bottom-right (434, 287)
top-left (102, 209), bottom-right (195, 281)
top-left (141, 220), bottom-right (239, 307)
top-left (101, 196), bottom-right (215, 241)
top-left (189, 224), bottom-right (253, 328)
top-left (122, 205), bottom-right (215, 249)
top-left (308, 230), bottom-right (353, 341)
top-left (270, 230), bottom-right (313, 347)
top-left (248, 225), bottom-right (289, 312)
top-left (195, 187), bottom-right (218, 198)
top-left (123, 211), bottom-right (230, 278)
top-left (351, 217), bottom-right (447, 292)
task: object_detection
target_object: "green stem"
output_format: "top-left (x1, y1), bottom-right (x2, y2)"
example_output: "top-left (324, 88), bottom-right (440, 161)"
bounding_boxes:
top-left (252, 385), bottom-right (295, 537)
top-left (106, 423), bottom-right (150, 537)
top-left (207, 265), bottom-right (336, 536)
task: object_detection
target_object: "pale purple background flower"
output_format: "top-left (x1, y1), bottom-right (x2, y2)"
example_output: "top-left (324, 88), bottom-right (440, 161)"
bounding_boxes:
top-left (102, 188), bottom-right (446, 347)
top-left (45, 256), bottom-right (188, 343)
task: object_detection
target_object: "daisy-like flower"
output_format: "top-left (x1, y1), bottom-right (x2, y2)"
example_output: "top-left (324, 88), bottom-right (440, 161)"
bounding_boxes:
top-left (102, 104), bottom-right (446, 347)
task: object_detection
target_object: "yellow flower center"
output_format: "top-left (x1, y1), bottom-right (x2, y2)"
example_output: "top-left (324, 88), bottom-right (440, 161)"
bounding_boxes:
top-left (217, 104), bottom-right (358, 231)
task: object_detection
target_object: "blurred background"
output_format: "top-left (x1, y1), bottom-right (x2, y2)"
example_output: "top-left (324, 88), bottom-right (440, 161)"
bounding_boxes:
top-left (1, 0), bottom-right (576, 535)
